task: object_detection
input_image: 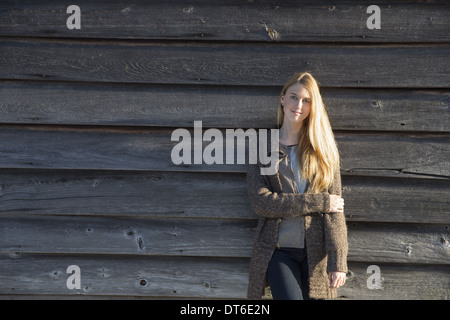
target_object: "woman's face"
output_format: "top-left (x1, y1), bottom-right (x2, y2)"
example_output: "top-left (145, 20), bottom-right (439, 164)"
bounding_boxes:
top-left (281, 83), bottom-right (311, 125)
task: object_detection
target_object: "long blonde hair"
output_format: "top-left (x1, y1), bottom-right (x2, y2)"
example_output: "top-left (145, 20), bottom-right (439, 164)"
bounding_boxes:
top-left (277, 72), bottom-right (339, 193)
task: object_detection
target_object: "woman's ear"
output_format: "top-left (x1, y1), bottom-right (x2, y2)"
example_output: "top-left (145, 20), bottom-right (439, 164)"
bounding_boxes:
top-left (280, 95), bottom-right (285, 107)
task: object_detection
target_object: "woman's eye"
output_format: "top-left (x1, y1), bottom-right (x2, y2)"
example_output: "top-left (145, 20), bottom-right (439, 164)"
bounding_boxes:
top-left (290, 96), bottom-right (298, 100)
top-left (303, 99), bottom-right (310, 104)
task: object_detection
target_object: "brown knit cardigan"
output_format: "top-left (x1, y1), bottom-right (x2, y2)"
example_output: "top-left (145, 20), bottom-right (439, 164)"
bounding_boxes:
top-left (246, 146), bottom-right (348, 299)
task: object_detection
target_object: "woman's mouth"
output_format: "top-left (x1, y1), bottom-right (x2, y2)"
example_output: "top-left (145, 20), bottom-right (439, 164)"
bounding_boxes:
top-left (292, 110), bottom-right (302, 115)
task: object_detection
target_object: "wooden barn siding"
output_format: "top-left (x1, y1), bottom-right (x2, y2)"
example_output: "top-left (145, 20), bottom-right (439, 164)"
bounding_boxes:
top-left (1, 0), bottom-right (449, 42)
top-left (0, 1), bottom-right (449, 300)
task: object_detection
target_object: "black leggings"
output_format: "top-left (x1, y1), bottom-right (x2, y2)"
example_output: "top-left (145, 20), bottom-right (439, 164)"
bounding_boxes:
top-left (267, 247), bottom-right (310, 300)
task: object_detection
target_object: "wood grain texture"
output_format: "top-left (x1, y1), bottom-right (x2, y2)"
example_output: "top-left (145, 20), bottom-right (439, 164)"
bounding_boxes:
top-left (0, 170), bottom-right (448, 224)
top-left (0, 0), bottom-right (449, 301)
top-left (0, 169), bottom-right (253, 219)
top-left (1, 39), bottom-right (449, 87)
top-left (1, 0), bottom-right (449, 42)
top-left (338, 132), bottom-right (450, 178)
top-left (0, 215), bottom-right (256, 258)
top-left (1, 81), bottom-right (449, 132)
top-left (0, 255), bottom-right (448, 299)
top-left (1, 215), bottom-right (448, 264)
top-left (342, 175), bottom-right (450, 224)
top-left (338, 262), bottom-right (450, 300)
top-left (0, 253), bottom-right (250, 298)
top-left (0, 126), bottom-right (447, 178)
top-left (347, 222), bottom-right (449, 265)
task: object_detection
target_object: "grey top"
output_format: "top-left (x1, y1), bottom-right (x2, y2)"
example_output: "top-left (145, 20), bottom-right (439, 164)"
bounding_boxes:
top-left (277, 144), bottom-right (308, 248)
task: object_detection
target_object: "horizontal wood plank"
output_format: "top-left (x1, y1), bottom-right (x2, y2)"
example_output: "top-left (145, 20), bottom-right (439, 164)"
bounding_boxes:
top-left (347, 222), bottom-right (449, 265)
top-left (1, 215), bottom-right (448, 264)
top-left (342, 175), bottom-right (450, 224)
top-left (0, 126), bottom-right (447, 178)
top-left (0, 170), bottom-right (449, 224)
top-left (1, 39), bottom-right (449, 88)
top-left (1, 1), bottom-right (449, 42)
top-left (0, 254), bottom-right (448, 299)
top-left (338, 262), bottom-right (450, 300)
top-left (0, 253), bottom-right (249, 298)
top-left (0, 215), bottom-right (256, 258)
top-left (1, 81), bottom-right (449, 132)
top-left (337, 132), bottom-right (450, 178)
top-left (0, 169), bottom-right (253, 219)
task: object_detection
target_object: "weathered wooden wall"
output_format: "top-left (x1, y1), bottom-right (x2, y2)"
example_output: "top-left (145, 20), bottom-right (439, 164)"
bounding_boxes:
top-left (0, 1), bottom-right (449, 299)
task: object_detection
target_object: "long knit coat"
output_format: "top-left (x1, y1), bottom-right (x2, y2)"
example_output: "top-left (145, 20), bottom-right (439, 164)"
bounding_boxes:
top-left (246, 146), bottom-right (348, 299)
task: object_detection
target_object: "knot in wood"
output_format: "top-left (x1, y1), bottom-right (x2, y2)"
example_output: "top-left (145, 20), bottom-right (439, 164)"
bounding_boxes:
top-left (405, 245), bottom-right (412, 255)
top-left (139, 279), bottom-right (147, 286)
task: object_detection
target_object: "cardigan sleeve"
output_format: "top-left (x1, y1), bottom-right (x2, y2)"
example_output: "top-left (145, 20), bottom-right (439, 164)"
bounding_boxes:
top-left (323, 169), bottom-right (349, 273)
top-left (246, 163), bottom-right (331, 218)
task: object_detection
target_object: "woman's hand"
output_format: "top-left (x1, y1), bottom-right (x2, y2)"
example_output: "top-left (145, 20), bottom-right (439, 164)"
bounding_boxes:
top-left (329, 194), bottom-right (344, 213)
top-left (328, 271), bottom-right (346, 289)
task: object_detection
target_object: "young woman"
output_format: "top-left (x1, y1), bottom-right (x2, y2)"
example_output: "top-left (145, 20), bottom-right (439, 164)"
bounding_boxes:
top-left (246, 72), bottom-right (348, 300)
